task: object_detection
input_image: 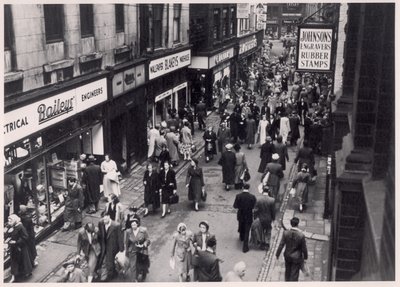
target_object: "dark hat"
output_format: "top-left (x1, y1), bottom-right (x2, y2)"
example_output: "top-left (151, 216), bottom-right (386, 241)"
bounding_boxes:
top-left (234, 143), bottom-right (241, 151)
top-left (199, 220), bottom-right (210, 231)
top-left (243, 183), bottom-right (250, 190)
top-left (62, 258), bottom-right (78, 269)
top-left (87, 155), bottom-right (96, 162)
top-left (84, 222), bottom-right (96, 233)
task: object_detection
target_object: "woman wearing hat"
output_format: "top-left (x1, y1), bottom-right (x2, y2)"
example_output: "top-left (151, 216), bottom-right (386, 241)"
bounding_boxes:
top-left (291, 164), bottom-right (311, 212)
top-left (186, 158), bottom-right (205, 211)
top-left (143, 162), bottom-right (160, 216)
top-left (125, 218), bottom-right (151, 282)
top-left (203, 126), bottom-right (217, 162)
top-left (101, 154), bottom-right (121, 198)
top-left (58, 258), bottom-right (86, 282)
top-left (192, 221), bottom-right (216, 253)
top-left (233, 143), bottom-right (248, 190)
top-left (171, 223), bottom-right (194, 282)
top-left (62, 177), bottom-right (84, 231)
top-left (5, 214), bottom-right (33, 282)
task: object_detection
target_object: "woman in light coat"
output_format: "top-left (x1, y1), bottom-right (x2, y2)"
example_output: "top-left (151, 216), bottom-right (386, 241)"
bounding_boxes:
top-left (257, 114), bottom-right (270, 146)
top-left (233, 144), bottom-right (248, 190)
top-left (101, 154), bottom-right (120, 198)
top-left (279, 112), bottom-right (291, 144)
top-left (180, 121), bottom-right (193, 161)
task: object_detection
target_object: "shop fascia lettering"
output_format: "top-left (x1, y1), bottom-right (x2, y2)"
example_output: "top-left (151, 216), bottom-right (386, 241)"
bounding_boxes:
top-left (209, 48), bottom-right (234, 68)
top-left (297, 27), bottom-right (333, 71)
top-left (149, 50), bottom-right (191, 80)
top-left (4, 78), bottom-right (107, 146)
top-left (239, 37), bottom-right (258, 55)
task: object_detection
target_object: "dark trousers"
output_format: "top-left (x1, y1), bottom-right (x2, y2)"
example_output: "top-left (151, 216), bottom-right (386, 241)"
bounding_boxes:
top-left (284, 260), bottom-right (302, 281)
top-left (198, 115), bottom-right (205, 130)
top-left (238, 220), bottom-right (252, 250)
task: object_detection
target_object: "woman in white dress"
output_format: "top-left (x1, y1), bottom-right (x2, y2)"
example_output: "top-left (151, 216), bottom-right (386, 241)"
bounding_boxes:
top-left (279, 112), bottom-right (291, 144)
top-left (101, 154), bottom-right (121, 198)
top-left (257, 114), bottom-right (269, 146)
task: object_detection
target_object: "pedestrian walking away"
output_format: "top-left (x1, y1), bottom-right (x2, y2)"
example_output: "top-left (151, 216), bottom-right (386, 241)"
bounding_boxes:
top-left (274, 135), bottom-right (289, 171)
top-left (218, 143), bottom-right (236, 191)
top-left (186, 158), bottom-right (206, 211)
top-left (62, 177), bottom-right (84, 231)
top-left (171, 223), bottom-right (193, 282)
top-left (81, 155), bottom-right (102, 214)
top-left (291, 163), bottom-right (312, 212)
top-left (276, 217), bottom-right (308, 281)
top-left (233, 143), bottom-right (248, 190)
top-left (143, 163), bottom-right (160, 216)
top-left (262, 154), bottom-right (284, 200)
top-left (191, 237), bottom-right (222, 282)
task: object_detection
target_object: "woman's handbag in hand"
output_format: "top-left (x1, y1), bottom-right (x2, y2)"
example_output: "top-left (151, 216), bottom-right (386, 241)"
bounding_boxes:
top-left (201, 189), bottom-right (207, 202)
top-left (243, 168), bottom-right (251, 182)
top-left (169, 193), bottom-right (179, 204)
top-left (301, 261), bottom-right (310, 276)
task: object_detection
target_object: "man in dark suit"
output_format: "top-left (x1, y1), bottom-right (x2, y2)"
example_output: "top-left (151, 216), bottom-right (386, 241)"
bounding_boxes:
top-left (263, 153), bottom-right (284, 200)
top-left (81, 155), bottom-right (102, 213)
top-left (276, 217), bottom-right (308, 281)
top-left (98, 215), bottom-right (124, 281)
top-left (273, 135), bottom-right (289, 171)
top-left (192, 237), bottom-right (222, 282)
top-left (233, 183), bottom-right (256, 253)
top-left (254, 186), bottom-right (276, 251)
top-left (196, 99), bottom-right (207, 131)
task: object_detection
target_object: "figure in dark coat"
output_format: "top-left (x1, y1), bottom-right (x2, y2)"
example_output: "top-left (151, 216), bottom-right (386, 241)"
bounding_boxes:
top-left (196, 100), bottom-right (207, 130)
top-left (63, 177), bottom-right (84, 231)
top-left (263, 155), bottom-right (284, 200)
top-left (297, 97), bottom-right (309, 125)
top-left (159, 162), bottom-right (177, 217)
top-left (192, 237), bottom-right (222, 282)
top-left (276, 217), bottom-right (308, 281)
top-left (268, 114), bottom-right (279, 141)
top-left (143, 163), bottom-right (160, 216)
top-left (81, 155), bottom-right (102, 213)
top-left (229, 111), bottom-right (240, 143)
top-left (288, 112), bottom-right (301, 146)
top-left (203, 127), bottom-right (217, 162)
top-left (98, 215), bottom-right (124, 281)
top-left (245, 115), bottom-right (257, 148)
top-left (233, 184), bottom-right (257, 253)
top-left (186, 159), bottom-right (205, 211)
top-left (274, 136), bottom-right (289, 171)
top-left (237, 113), bottom-right (247, 142)
top-left (294, 140), bottom-right (315, 175)
top-left (258, 137), bottom-right (275, 173)
top-left (217, 122), bottom-right (231, 153)
top-left (19, 207), bottom-right (37, 267)
top-left (218, 144), bottom-right (236, 190)
top-left (252, 189), bottom-right (276, 250)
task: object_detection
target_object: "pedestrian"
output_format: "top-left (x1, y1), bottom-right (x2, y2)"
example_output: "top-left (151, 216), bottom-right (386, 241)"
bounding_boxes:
top-left (158, 143), bottom-right (171, 170)
top-left (279, 112), bottom-right (291, 144)
top-left (294, 140), bottom-right (315, 175)
top-left (245, 114), bottom-right (257, 149)
top-left (62, 177), bottom-right (84, 231)
top-left (233, 143), bottom-right (248, 190)
top-left (186, 158), bottom-right (205, 211)
top-left (253, 186), bottom-right (276, 251)
top-left (159, 161), bottom-right (177, 218)
top-left (268, 114), bottom-right (279, 141)
top-left (124, 218), bottom-right (151, 282)
top-left (258, 136), bottom-right (275, 173)
top-left (18, 205), bottom-right (38, 268)
top-left (203, 126), bottom-right (217, 162)
top-left (58, 259), bottom-right (86, 282)
top-left (76, 222), bottom-right (101, 282)
top-left (122, 205), bottom-right (141, 231)
top-left (233, 183), bottom-right (257, 253)
top-left (217, 121), bottom-right (231, 153)
top-left (5, 214), bottom-right (33, 283)
top-left (143, 162), bottom-right (160, 216)
top-left (191, 237), bottom-right (222, 282)
top-left (291, 164), bottom-right (312, 212)
top-left (196, 99), bottom-right (207, 131)
top-left (263, 154), bottom-right (284, 200)
top-left (180, 121), bottom-right (193, 161)
top-left (165, 126), bottom-right (180, 166)
top-left (102, 194), bottom-right (123, 224)
top-left (218, 143), bottom-right (236, 191)
top-left (101, 154), bottom-right (121, 198)
top-left (276, 217), bottom-right (308, 281)
top-left (193, 221), bottom-right (216, 253)
top-left (98, 214), bottom-right (124, 282)
top-left (82, 155), bottom-right (102, 214)
top-left (154, 130), bottom-right (167, 162)
top-left (229, 110), bottom-right (240, 143)
top-left (147, 125), bottom-right (160, 161)
top-left (281, 73), bottom-right (288, 92)
top-left (257, 114), bottom-right (270, 146)
top-left (274, 135), bottom-right (289, 171)
top-left (171, 223), bottom-right (193, 282)
top-left (223, 261), bottom-right (246, 282)
top-left (288, 111), bottom-right (301, 146)
top-left (237, 112), bottom-right (247, 143)
top-left (297, 97), bottom-right (309, 125)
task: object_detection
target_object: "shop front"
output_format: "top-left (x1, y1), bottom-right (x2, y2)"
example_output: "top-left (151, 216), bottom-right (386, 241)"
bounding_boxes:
top-left (265, 20), bottom-right (279, 38)
top-left (189, 45), bottom-right (235, 110)
top-left (3, 73), bottom-right (108, 261)
top-left (146, 48), bottom-right (191, 128)
top-left (108, 60), bottom-right (147, 169)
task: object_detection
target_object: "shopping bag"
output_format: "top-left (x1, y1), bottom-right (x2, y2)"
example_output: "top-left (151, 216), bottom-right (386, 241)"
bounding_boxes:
top-left (301, 261), bottom-right (310, 276)
top-left (201, 189), bottom-right (207, 202)
top-left (169, 257), bottom-right (175, 270)
top-left (289, 187), bottom-right (296, 198)
top-left (169, 194), bottom-right (179, 204)
top-left (243, 169), bottom-right (251, 182)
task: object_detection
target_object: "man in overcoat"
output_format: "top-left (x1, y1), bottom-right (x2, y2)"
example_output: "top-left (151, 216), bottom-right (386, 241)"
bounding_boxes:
top-left (192, 237), bottom-right (222, 282)
top-left (276, 217), bottom-right (308, 281)
top-left (254, 187), bottom-right (276, 251)
top-left (233, 183), bottom-right (256, 253)
top-left (218, 143), bottom-right (236, 191)
top-left (82, 155), bottom-right (102, 213)
top-left (97, 214), bottom-right (124, 281)
top-left (273, 135), bottom-right (289, 171)
top-left (263, 153), bottom-right (284, 200)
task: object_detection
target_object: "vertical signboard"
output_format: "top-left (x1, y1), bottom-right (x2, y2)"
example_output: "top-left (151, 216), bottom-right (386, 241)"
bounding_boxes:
top-left (296, 25), bottom-right (334, 71)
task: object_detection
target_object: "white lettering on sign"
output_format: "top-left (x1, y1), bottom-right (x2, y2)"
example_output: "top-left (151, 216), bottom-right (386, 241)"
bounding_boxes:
top-left (239, 38), bottom-right (258, 55)
top-left (297, 27), bottom-right (333, 71)
top-left (4, 78), bottom-right (107, 146)
top-left (149, 50), bottom-right (191, 80)
top-left (209, 48), bottom-right (234, 68)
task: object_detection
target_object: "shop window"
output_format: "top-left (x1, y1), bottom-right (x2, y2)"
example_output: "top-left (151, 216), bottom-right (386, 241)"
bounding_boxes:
top-left (213, 9), bottom-right (220, 40)
top-left (173, 4), bottom-right (181, 43)
top-left (80, 4), bottom-right (94, 38)
top-left (230, 7), bottom-right (236, 35)
top-left (4, 78), bottom-right (23, 98)
top-left (152, 4), bottom-right (163, 48)
top-left (115, 4), bottom-right (124, 33)
top-left (44, 4), bottom-right (64, 43)
top-left (223, 8), bottom-right (229, 37)
top-left (4, 4), bottom-right (12, 51)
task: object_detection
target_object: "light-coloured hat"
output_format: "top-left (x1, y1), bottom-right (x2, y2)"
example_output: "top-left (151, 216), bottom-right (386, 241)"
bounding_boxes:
top-left (225, 143), bottom-right (233, 150)
top-left (272, 153), bottom-right (280, 160)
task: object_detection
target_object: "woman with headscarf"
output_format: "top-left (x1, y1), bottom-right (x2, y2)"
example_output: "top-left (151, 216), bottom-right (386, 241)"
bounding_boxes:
top-left (5, 214), bottom-right (33, 282)
top-left (62, 177), bottom-right (85, 231)
top-left (279, 112), bottom-right (291, 144)
top-left (203, 126), bottom-right (217, 162)
top-left (124, 218), bottom-right (151, 282)
top-left (233, 144), bottom-right (248, 190)
top-left (101, 154), bottom-right (121, 198)
top-left (171, 223), bottom-right (193, 282)
top-left (143, 162), bottom-right (160, 216)
top-left (291, 164), bottom-right (311, 212)
top-left (186, 158), bottom-right (205, 211)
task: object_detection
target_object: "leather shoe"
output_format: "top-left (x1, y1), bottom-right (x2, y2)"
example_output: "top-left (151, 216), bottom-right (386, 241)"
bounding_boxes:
top-left (161, 213), bottom-right (166, 218)
top-left (242, 246), bottom-right (249, 253)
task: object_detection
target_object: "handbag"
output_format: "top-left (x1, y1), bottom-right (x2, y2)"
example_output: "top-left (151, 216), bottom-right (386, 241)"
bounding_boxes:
top-left (243, 169), bottom-right (251, 182)
top-left (169, 193), bottom-right (179, 204)
top-left (301, 261), bottom-right (310, 276)
top-left (289, 187), bottom-right (296, 198)
top-left (201, 189), bottom-right (207, 201)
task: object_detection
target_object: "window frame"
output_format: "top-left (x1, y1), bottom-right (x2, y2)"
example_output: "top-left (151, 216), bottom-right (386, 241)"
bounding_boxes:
top-left (4, 4), bottom-right (12, 50)
top-left (213, 9), bottom-right (220, 40)
top-left (80, 4), bottom-right (94, 38)
top-left (230, 7), bottom-right (236, 35)
top-left (173, 4), bottom-right (181, 43)
top-left (44, 4), bottom-right (64, 43)
top-left (115, 4), bottom-right (124, 33)
top-left (152, 4), bottom-right (163, 48)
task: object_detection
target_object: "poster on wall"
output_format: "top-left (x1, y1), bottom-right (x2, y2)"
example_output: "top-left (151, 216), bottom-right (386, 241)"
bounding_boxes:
top-left (296, 25), bottom-right (334, 71)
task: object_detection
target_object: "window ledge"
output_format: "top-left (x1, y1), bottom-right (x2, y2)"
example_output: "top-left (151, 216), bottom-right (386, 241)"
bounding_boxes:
top-left (114, 45), bottom-right (131, 55)
top-left (5, 71), bottom-right (24, 83)
top-left (79, 52), bottom-right (103, 63)
top-left (43, 59), bottom-right (74, 73)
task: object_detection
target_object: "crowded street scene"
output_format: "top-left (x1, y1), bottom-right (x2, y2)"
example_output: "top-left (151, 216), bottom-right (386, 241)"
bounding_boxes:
top-left (3, 2), bottom-right (396, 284)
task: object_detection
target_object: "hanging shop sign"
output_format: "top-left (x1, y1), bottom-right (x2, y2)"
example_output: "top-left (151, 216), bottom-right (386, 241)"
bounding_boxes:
top-left (4, 78), bottom-right (107, 146)
top-left (172, 82), bottom-right (187, 93)
top-left (237, 4), bottom-right (250, 18)
top-left (296, 25), bottom-right (334, 71)
top-left (149, 49), bottom-right (191, 80)
top-left (155, 89), bottom-right (172, 102)
top-left (209, 47), bottom-right (234, 69)
top-left (112, 64), bottom-right (146, 98)
top-left (239, 36), bottom-right (258, 55)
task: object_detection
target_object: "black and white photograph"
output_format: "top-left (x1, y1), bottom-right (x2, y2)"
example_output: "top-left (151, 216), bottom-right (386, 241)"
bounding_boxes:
top-left (2, 0), bottom-right (398, 284)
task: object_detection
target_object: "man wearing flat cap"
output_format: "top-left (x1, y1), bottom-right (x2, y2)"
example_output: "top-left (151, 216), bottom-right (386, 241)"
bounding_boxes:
top-left (263, 153), bottom-right (284, 200)
top-left (218, 143), bottom-right (236, 191)
top-left (82, 155), bottom-right (102, 214)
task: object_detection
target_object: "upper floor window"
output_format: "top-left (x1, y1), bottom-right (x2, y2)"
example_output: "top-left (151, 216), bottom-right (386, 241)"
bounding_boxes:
top-left (153, 4), bottom-right (163, 48)
top-left (173, 4), bottom-right (181, 43)
top-left (4, 5), bottom-right (12, 50)
top-left (80, 4), bottom-right (94, 38)
top-left (230, 7), bottom-right (236, 35)
top-left (115, 4), bottom-right (124, 33)
top-left (223, 8), bottom-right (229, 37)
top-left (44, 4), bottom-right (64, 43)
top-left (213, 9), bottom-right (220, 40)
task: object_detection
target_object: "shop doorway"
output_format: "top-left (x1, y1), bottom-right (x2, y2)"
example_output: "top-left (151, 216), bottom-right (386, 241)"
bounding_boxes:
top-left (110, 114), bottom-right (126, 170)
